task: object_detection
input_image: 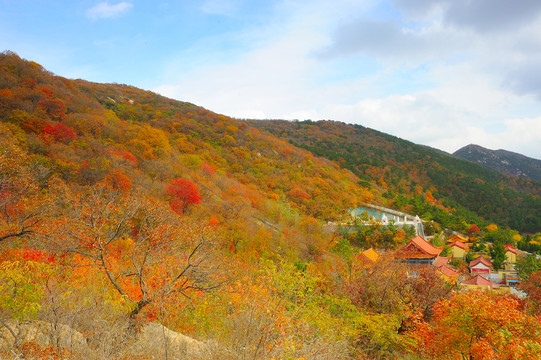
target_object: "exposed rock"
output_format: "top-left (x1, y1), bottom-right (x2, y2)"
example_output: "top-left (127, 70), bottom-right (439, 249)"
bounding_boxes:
top-left (0, 319), bottom-right (88, 354)
top-left (131, 322), bottom-right (209, 359)
top-left (0, 319), bottom-right (209, 359)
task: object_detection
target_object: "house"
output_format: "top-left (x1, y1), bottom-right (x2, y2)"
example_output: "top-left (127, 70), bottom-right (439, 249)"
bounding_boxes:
top-left (504, 271), bottom-right (519, 286)
top-left (357, 248), bottom-right (380, 269)
top-left (462, 275), bottom-right (493, 290)
top-left (448, 233), bottom-right (469, 244)
top-left (449, 241), bottom-right (467, 259)
top-left (437, 264), bottom-right (460, 283)
top-left (469, 256), bottom-right (492, 275)
top-left (504, 244), bottom-right (517, 263)
top-left (395, 235), bottom-right (443, 265)
top-left (361, 248), bottom-right (379, 263)
top-left (433, 256), bottom-right (449, 268)
top-left (432, 256), bottom-right (459, 282)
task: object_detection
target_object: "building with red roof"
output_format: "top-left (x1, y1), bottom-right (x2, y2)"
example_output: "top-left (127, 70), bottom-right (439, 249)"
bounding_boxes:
top-left (438, 265), bottom-right (460, 278)
top-left (396, 235), bottom-right (443, 265)
top-left (433, 256), bottom-right (449, 268)
top-left (462, 275), bottom-right (493, 290)
top-left (504, 244), bottom-right (517, 263)
top-left (469, 256), bottom-right (492, 275)
top-left (449, 240), bottom-right (468, 259)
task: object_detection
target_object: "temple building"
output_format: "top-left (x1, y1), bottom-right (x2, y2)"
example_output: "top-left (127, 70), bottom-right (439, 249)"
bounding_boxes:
top-left (504, 244), bottom-right (517, 263)
top-left (469, 256), bottom-right (492, 276)
top-left (395, 235), bottom-right (443, 265)
top-left (462, 275), bottom-right (494, 291)
top-left (449, 240), bottom-right (468, 259)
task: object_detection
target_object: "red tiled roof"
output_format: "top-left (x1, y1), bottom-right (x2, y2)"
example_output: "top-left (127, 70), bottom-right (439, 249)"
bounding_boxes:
top-left (409, 235), bottom-right (443, 256)
top-left (469, 256), bottom-right (492, 269)
top-left (433, 256), bottom-right (449, 268)
top-left (463, 275), bottom-right (493, 289)
top-left (438, 265), bottom-right (459, 277)
top-left (449, 241), bottom-right (467, 250)
top-left (504, 244), bottom-right (517, 254)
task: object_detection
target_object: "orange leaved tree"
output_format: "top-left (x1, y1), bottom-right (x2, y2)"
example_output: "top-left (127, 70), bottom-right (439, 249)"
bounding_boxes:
top-left (412, 291), bottom-right (541, 360)
top-left (45, 181), bottom-right (218, 324)
top-left (0, 124), bottom-right (48, 244)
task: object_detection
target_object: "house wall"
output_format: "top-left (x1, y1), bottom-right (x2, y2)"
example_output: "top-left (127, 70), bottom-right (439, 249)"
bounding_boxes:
top-left (451, 246), bottom-right (466, 259)
top-left (506, 251), bottom-right (517, 263)
top-left (471, 264), bottom-right (490, 274)
top-left (462, 284), bottom-right (491, 291)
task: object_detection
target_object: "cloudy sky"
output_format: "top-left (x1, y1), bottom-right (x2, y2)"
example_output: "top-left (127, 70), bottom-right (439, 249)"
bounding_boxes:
top-left (2, 0), bottom-right (541, 159)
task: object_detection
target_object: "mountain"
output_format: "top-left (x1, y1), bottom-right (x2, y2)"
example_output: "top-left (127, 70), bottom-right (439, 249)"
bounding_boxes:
top-left (2, 51), bottom-right (541, 359)
top-left (0, 50), bottom-right (539, 235)
top-left (0, 50), bottom-right (380, 263)
top-left (453, 144), bottom-right (541, 182)
top-left (248, 120), bottom-right (541, 233)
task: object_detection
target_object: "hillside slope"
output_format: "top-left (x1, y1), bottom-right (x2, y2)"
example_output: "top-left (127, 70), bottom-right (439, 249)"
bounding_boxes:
top-left (0, 51), bottom-right (369, 224)
top-left (1, 50), bottom-right (538, 235)
top-left (454, 144), bottom-right (541, 182)
top-left (248, 120), bottom-right (541, 233)
top-left (2, 51), bottom-right (541, 360)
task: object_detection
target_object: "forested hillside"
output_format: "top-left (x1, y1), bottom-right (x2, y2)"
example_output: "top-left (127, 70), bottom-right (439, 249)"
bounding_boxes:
top-left (0, 50), bottom-right (376, 358)
top-left (249, 120), bottom-right (541, 233)
top-left (1, 51), bottom-right (541, 359)
top-left (454, 144), bottom-right (541, 182)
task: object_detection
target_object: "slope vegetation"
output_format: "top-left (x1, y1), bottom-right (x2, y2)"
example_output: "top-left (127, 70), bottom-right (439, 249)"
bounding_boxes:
top-left (454, 144), bottom-right (541, 182)
top-left (249, 120), bottom-right (541, 233)
top-left (2, 51), bottom-right (541, 360)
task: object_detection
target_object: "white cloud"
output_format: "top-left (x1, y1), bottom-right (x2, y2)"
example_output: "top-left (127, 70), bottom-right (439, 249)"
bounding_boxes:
top-left (87, 2), bottom-right (133, 19)
top-left (201, 0), bottom-right (237, 16)
top-left (153, 0), bottom-right (541, 160)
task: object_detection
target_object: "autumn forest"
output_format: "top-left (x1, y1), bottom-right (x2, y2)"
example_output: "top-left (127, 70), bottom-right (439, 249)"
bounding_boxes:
top-left (1, 51), bottom-right (541, 359)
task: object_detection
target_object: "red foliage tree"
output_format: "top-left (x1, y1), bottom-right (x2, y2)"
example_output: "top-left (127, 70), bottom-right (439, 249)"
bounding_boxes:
top-left (41, 123), bottom-right (77, 143)
top-left (289, 186), bottom-right (311, 201)
top-left (520, 270), bottom-right (541, 315)
top-left (37, 98), bottom-right (66, 120)
top-left (105, 169), bottom-right (132, 192)
top-left (22, 247), bottom-right (55, 264)
top-left (21, 118), bottom-right (48, 134)
top-left (166, 178), bottom-right (202, 214)
top-left (467, 224), bottom-right (481, 235)
top-left (113, 150), bottom-right (138, 166)
top-left (202, 162), bottom-right (216, 175)
top-left (411, 291), bottom-right (541, 360)
top-left (39, 87), bottom-right (54, 98)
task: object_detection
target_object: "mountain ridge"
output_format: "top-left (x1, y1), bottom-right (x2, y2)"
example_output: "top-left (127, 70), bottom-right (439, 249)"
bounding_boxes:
top-left (1, 50), bottom-right (539, 233)
top-left (248, 119), bottom-right (541, 233)
top-left (453, 144), bottom-right (541, 182)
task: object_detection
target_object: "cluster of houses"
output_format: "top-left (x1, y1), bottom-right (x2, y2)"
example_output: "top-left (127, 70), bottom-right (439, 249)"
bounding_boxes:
top-left (361, 234), bottom-right (520, 293)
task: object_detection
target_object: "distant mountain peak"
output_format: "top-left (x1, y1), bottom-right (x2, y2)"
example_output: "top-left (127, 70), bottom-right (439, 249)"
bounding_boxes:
top-left (453, 144), bottom-right (541, 182)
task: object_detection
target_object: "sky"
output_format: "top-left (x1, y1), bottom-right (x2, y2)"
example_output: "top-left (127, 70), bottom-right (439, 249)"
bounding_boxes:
top-left (1, 0), bottom-right (541, 159)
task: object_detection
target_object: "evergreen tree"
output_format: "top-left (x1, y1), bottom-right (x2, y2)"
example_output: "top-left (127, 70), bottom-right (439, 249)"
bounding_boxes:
top-left (490, 242), bottom-right (506, 270)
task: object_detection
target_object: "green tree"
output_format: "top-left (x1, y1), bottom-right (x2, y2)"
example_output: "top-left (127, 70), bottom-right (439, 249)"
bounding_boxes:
top-left (465, 251), bottom-right (474, 264)
top-left (515, 255), bottom-right (541, 280)
top-left (403, 224), bottom-right (416, 238)
top-left (490, 242), bottom-right (506, 270)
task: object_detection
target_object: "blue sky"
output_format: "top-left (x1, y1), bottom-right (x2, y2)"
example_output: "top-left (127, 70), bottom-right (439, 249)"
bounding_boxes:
top-left (2, 0), bottom-right (541, 159)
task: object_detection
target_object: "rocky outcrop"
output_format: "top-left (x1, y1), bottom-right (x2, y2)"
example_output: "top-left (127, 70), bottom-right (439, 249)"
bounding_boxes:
top-left (0, 319), bottom-right (209, 359)
top-left (0, 319), bottom-right (88, 354)
top-left (130, 322), bottom-right (209, 359)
